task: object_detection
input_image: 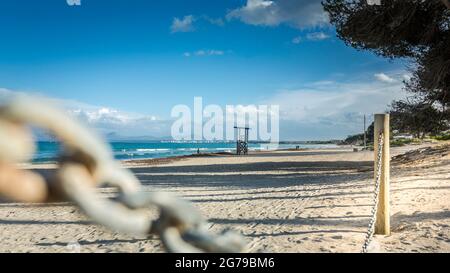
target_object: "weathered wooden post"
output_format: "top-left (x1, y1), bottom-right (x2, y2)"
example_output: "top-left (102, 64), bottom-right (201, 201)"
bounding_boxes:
top-left (374, 114), bottom-right (390, 235)
top-left (363, 114), bottom-right (367, 150)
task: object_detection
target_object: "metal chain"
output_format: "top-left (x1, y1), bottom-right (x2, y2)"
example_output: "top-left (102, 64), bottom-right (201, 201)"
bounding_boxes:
top-left (0, 96), bottom-right (390, 253)
top-left (361, 132), bottom-right (384, 253)
top-left (0, 97), bottom-right (246, 253)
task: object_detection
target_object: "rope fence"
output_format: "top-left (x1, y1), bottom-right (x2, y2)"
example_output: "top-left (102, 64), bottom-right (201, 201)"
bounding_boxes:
top-left (362, 132), bottom-right (383, 253)
top-left (362, 113), bottom-right (391, 253)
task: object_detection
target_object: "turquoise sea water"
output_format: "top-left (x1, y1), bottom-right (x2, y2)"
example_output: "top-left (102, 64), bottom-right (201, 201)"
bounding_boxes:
top-left (34, 141), bottom-right (338, 163)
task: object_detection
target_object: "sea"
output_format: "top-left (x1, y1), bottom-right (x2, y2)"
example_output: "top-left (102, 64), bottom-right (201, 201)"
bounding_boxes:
top-left (33, 141), bottom-right (339, 163)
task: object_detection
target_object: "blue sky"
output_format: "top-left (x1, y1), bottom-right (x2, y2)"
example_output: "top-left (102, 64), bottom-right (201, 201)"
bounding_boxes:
top-left (0, 0), bottom-right (410, 140)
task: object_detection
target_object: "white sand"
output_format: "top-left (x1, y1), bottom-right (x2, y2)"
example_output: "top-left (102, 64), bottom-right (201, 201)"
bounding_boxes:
top-left (0, 143), bottom-right (449, 253)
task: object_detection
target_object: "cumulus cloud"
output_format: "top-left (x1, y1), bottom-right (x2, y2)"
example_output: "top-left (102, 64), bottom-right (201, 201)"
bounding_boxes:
top-left (171, 15), bottom-right (196, 33)
top-left (227, 0), bottom-right (328, 29)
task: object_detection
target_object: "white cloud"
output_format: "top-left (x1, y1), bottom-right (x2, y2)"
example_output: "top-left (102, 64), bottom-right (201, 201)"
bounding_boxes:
top-left (292, 32), bottom-right (331, 44)
top-left (262, 75), bottom-right (408, 140)
top-left (267, 81), bottom-right (404, 122)
top-left (201, 15), bottom-right (225, 27)
top-left (306, 32), bottom-right (330, 41)
top-left (171, 15), bottom-right (225, 33)
top-left (171, 15), bottom-right (196, 33)
top-left (292, 36), bottom-right (302, 44)
top-left (0, 88), bottom-right (171, 138)
top-left (374, 73), bottom-right (396, 83)
top-left (227, 0), bottom-right (328, 29)
top-left (402, 74), bottom-right (412, 81)
top-left (1, 73), bottom-right (409, 141)
top-left (184, 49), bottom-right (225, 57)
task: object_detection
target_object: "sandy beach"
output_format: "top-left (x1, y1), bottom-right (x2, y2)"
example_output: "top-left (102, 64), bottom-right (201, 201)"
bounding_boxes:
top-left (0, 143), bottom-right (449, 253)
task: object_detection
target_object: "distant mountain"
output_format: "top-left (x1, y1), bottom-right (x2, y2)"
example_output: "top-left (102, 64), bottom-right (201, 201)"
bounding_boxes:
top-left (32, 130), bottom-right (172, 142)
top-left (104, 132), bottom-right (172, 142)
top-left (33, 129), bottom-right (341, 144)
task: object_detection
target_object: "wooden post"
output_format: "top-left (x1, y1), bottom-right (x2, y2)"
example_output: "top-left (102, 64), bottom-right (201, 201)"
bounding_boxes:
top-left (363, 114), bottom-right (367, 149)
top-left (374, 114), bottom-right (390, 235)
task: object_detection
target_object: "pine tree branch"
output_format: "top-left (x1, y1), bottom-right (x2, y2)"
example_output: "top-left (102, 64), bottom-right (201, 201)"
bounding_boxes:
top-left (441, 0), bottom-right (450, 10)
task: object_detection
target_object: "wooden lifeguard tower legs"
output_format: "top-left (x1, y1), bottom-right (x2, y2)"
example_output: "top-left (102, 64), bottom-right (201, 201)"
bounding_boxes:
top-left (234, 126), bottom-right (250, 155)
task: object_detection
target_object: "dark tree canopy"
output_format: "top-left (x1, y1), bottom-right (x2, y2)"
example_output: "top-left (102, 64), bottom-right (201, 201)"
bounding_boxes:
top-left (343, 122), bottom-right (374, 145)
top-left (390, 99), bottom-right (448, 137)
top-left (323, 0), bottom-right (449, 59)
top-left (323, 0), bottom-right (450, 136)
top-left (405, 34), bottom-right (450, 106)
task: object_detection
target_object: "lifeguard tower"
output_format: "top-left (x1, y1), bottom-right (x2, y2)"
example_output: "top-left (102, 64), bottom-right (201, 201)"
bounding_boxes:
top-left (234, 126), bottom-right (250, 155)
